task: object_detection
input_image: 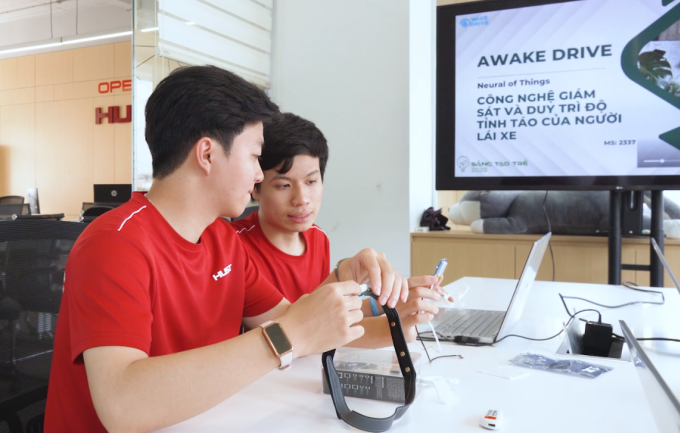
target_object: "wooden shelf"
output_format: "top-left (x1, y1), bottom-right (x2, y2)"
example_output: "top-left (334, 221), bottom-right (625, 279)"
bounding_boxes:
top-left (411, 231), bottom-right (680, 287)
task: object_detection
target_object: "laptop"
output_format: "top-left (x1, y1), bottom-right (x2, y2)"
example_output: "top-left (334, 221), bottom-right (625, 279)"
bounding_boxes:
top-left (620, 320), bottom-right (680, 433)
top-left (93, 184), bottom-right (132, 204)
top-left (650, 237), bottom-right (680, 296)
top-left (430, 233), bottom-right (551, 344)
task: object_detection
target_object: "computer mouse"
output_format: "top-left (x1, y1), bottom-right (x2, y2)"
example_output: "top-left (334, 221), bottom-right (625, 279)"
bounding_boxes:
top-left (479, 409), bottom-right (503, 430)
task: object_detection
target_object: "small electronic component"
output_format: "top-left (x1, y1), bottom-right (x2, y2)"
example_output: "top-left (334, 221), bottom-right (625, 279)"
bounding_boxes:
top-left (479, 409), bottom-right (504, 430)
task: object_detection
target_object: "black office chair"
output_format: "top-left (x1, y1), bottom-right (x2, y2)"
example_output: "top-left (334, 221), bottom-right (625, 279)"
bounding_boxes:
top-left (0, 197), bottom-right (23, 206)
top-left (80, 206), bottom-right (114, 223)
top-left (0, 205), bottom-right (31, 219)
top-left (13, 214), bottom-right (64, 221)
top-left (0, 220), bottom-right (86, 433)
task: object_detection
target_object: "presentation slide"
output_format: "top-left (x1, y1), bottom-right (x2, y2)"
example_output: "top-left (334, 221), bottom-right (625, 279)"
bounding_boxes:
top-left (453, 0), bottom-right (680, 178)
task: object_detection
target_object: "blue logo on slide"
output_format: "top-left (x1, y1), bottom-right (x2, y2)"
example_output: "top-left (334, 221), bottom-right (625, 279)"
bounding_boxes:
top-left (460, 16), bottom-right (488, 27)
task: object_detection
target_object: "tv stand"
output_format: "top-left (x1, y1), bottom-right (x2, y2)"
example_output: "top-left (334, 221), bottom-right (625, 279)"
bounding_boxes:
top-left (608, 190), bottom-right (664, 287)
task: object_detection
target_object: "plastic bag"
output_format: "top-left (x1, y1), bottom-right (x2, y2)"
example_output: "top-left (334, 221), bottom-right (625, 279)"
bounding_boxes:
top-left (509, 352), bottom-right (612, 379)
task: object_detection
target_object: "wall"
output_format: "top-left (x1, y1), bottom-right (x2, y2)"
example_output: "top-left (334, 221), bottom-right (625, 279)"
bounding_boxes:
top-left (0, 42), bottom-right (132, 218)
top-left (271, 0), bottom-right (422, 276)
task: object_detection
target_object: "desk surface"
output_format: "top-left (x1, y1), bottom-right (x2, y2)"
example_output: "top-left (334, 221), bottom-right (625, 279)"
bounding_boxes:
top-left (155, 278), bottom-right (680, 433)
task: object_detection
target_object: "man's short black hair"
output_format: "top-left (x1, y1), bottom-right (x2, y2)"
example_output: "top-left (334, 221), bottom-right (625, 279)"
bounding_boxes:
top-left (145, 65), bottom-right (279, 179)
top-left (258, 113), bottom-right (329, 189)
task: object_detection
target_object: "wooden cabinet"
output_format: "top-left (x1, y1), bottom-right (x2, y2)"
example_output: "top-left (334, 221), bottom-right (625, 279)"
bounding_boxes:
top-left (411, 231), bottom-right (680, 288)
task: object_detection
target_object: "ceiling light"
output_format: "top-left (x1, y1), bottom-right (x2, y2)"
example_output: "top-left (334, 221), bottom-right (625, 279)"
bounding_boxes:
top-left (0, 28), bottom-right (132, 56)
top-left (140, 27), bottom-right (159, 33)
top-left (0, 39), bottom-right (63, 55)
top-left (62, 28), bottom-right (132, 44)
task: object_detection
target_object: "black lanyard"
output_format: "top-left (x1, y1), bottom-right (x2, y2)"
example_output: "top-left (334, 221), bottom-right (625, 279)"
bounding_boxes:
top-left (321, 292), bottom-right (416, 432)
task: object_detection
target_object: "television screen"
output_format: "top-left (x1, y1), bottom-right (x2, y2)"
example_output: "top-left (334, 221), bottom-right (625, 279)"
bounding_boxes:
top-left (436, 0), bottom-right (680, 190)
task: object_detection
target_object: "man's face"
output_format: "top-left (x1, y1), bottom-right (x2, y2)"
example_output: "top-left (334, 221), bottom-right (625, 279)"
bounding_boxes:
top-left (253, 154), bottom-right (323, 233)
top-left (214, 122), bottom-right (264, 217)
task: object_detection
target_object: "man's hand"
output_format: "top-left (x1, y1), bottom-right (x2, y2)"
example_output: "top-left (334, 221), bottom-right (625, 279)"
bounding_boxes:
top-left (406, 275), bottom-right (454, 303)
top-left (394, 276), bottom-right (443, 343)
top-left (278, 281), bottom-right (365, 358)
top-left (336, 248), bottom-right (408, 308)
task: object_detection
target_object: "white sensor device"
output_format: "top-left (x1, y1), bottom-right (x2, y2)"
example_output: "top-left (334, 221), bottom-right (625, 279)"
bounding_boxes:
top-left (479, 409), bottom-right (503, 430)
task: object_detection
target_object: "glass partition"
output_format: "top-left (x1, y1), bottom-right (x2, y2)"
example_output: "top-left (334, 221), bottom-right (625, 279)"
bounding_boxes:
top-left (132, 0), bottom-right (273, 190)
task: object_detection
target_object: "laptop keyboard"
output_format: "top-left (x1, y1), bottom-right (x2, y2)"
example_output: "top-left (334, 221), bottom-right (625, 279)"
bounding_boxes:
top-left (437, 310), bottom-right (505, 338)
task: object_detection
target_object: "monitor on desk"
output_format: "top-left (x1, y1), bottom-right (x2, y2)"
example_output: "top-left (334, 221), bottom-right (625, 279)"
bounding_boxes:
top-left (93, 184), bottom-right (132, 204)
top-left (620, 320), bottom-right (680, 433)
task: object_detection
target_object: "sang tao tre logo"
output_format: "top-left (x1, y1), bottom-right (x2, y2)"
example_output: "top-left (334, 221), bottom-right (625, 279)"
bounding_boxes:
top-left (457, 156), bottom-right (470, 172)
top-left (212, 264), bottom-right (232, 281)
top-left (460, 16), bottom-right (488, 27)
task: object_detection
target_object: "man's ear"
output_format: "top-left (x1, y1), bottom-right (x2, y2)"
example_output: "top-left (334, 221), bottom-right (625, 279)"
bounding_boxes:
top-left (194, 137), bottom-right (215, 176)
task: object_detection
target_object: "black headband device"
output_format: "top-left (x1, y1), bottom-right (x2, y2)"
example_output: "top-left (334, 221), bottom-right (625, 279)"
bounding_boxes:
top-left (321, 289), bottom-right (416, 432)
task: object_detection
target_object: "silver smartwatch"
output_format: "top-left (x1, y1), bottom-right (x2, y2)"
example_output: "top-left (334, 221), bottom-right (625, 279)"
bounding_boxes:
top-left (260, 321), bottom-right (293, 370)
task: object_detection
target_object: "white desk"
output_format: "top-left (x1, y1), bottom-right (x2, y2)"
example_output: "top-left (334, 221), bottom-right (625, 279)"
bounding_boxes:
top-left (155, 278), bottom-right (680, 433)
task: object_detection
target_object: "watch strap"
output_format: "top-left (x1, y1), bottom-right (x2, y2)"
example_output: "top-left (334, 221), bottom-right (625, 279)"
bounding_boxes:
top-left (322, 292), bottom-right (416, 432)
top-left (279, 351), bottom-right (293, 371)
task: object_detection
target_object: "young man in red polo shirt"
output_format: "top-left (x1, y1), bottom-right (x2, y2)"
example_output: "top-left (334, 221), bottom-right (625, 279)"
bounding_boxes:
top-left (45, 66), bottom-right (406, 433)
top-left (231, 113), bottom-right (450, 347)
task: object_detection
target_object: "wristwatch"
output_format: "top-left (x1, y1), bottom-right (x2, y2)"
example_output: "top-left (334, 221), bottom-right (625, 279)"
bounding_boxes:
top-left (260, 321), bottom-right (293, 370)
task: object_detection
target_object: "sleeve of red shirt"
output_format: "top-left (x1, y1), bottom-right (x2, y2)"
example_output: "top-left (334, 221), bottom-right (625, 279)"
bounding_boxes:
top-left (323, 233), bottom-right (331, 275)
top-left (67, 232), bottom-right (154, 362)
top-left (240, 241), bottom-right (284, 317)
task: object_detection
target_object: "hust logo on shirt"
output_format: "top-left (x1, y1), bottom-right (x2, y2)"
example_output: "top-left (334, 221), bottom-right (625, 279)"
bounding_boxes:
top-left (212, 264), bottom-right (232, 281)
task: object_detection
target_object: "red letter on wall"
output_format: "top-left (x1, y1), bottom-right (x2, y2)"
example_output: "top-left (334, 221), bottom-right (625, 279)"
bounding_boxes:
top-left (95, 107), bottom-right (113, 124)
top-left (113, 105), bottom-right (132, 123)
top-left (96, 106), bottom-right (132, 124)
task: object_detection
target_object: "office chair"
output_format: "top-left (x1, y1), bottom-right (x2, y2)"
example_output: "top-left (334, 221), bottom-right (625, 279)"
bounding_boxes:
top-left (0, 220), bottom-right (86, 433)
top-left (13, 214), bottom-right (64, 221)
top-left (0, 204), bottom-right (31, 218)
top-left (80, 205), bottom-right (114, 223)
top-left (0, 197), bottom-right (24, 205)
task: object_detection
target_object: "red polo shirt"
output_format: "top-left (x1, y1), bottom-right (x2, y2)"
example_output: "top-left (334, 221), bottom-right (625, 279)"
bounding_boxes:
top-left (45, 193), bottom-right (283, 433)
top-left (228, 211), bottom-right (330, 302)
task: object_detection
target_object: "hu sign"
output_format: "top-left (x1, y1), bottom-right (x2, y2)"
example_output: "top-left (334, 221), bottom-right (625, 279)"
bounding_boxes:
top-left (95, 105), bottom-right (131, 124)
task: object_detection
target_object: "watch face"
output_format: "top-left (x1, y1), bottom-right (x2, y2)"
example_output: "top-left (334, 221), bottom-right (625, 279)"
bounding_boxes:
top-left (265, 323), bottom-right (292, 354)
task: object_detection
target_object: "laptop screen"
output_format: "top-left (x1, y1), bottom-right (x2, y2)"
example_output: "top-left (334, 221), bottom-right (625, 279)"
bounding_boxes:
top-left (495, 233), bottom-right (551, 341)
top-left (620, 320), bottom-right (680, 433)
top-left (651, 238), bottom-right (680, 297)
top-left (94, 184), bottom-right (132, 204)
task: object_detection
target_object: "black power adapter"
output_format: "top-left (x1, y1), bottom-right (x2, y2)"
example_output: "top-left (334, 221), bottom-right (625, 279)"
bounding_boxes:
top-left (582, 321), bottom-right (613, 357)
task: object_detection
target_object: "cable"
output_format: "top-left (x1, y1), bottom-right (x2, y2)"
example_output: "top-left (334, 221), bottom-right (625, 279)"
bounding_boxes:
top-left (425, 320), bottom-right (441, 352)
top-left (559, 293), bottom-right (602, 323)
top-left (612, 332), bottom-right (680, 343)
top-left (622, 281), bottom-right (666, 300)
top-left (494, 306), bottom-right (604, 343)
top-left (560, 287), bottom-right (676, 343)
top-left (417, 307), bottom-right (598, 345)
top-left (416, 327), bottom-right (464, 363)
top-left (76, 0), bottom-right (79, 34)
top-left (50, 0), bottom-right (53, 39)
top-left (559, 281), bottom-right (664, 310)
top-left (418, 282), bottom-right (671, 348)
top-left (542, 190), bottom-right (555, 281)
